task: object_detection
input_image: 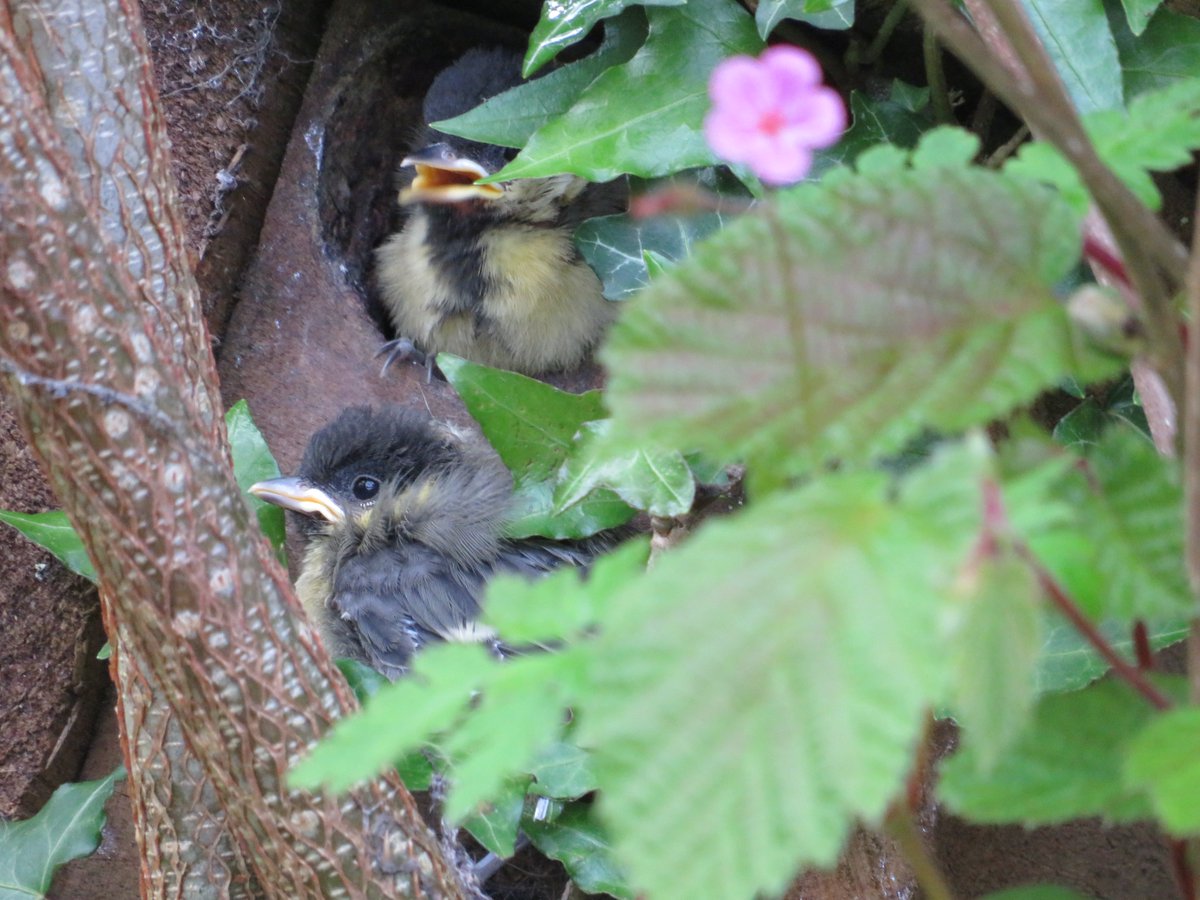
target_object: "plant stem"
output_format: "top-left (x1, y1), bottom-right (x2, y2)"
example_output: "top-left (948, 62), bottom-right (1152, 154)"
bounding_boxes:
top-left (923, 26), bottom-right (953, 123)
top-left (1184, 145), bottom-right (1200, 706)
top-left (1171, 839), bottom-right (1197, 900)
top-left (862, 0), bottom-right (910, 66)
top-left (1017, 546), bottom-right (1172, 710)
top-left (886, 804), bottom-right (955, 900)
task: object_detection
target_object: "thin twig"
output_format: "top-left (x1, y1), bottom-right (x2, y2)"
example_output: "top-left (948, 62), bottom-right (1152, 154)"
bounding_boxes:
top-left (885, 804), bottom-right (955, 900)
top-left (923, 26), bottom-right (953, 123)
top-left (861, 0), bottom-right (910, 67)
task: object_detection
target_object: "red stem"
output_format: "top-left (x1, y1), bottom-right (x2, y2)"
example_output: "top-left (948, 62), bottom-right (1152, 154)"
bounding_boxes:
top-left (1133, 620), bottom-right (1155, 671)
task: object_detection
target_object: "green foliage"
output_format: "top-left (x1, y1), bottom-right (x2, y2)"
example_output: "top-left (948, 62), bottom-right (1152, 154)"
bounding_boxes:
top-left (755, 0), bottom-right (855, 35)
top-left (1022, 0), bottom-right (1123, 113)
top-left (1108, 1), bottom-right (1200, 98)
top-left (938, 678), bottom-right (1180, 824)
top-left (0, 509), bottom-right (96, 582)
top-left (524, 804), bottom-right (633, 899)
top-left (810, 83), bottom-right (935, 177)
top-left (0, 767), bottom-right (124, 898)
top-left (523, 0), bottom-right (682, 76)
top-left (1125, 708), bottom-right (1200, 836)
top-left (982, 887), bottom-right (1095, 900)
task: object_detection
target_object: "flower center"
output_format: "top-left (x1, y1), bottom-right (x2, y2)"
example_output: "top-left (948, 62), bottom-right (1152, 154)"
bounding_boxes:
top-left (759, 108), bottom-right (786, 136)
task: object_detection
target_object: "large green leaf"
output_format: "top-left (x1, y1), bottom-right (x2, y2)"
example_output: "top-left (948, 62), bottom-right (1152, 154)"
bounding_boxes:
top-left (756, 0), bottom-right (855, 35)
top-left (462, 776), bottom-right (527, 857)
top-left (1125, 708), bottom-right (1200, 836)
top-left (1108, 3), bottom-right (1200, 98)
top-left (524, 803), bottom-right (633, 899)
top-left (1020, 0), bottom-right (1123, 114)
top-left (578, 473), bottom-right (955, 898)
top-left (436, 9), bottom-right (649, 149)
top-left (438, 354), bottom-right (635, 539)
top-left (226, 399), bottom-right (286, 555)
top-left (0, 509), bottom-right (95, 582)
top-left (938, 678), bottom-right (1177, 824)
top-left (1118, 0), bottom-right (1162, 36)
top-left (529, 741), bottom-right (599, 799)
top-left (603, 154), bottom-right (1110, 481)
top-left (491, 0), bottom-right (763, 183)
top-left (1034, 615), bottom-right (1187, 693)
top-left (523, 0), bottom-right (683, 76)
top-left (0, 767), bottom-right (124, 897)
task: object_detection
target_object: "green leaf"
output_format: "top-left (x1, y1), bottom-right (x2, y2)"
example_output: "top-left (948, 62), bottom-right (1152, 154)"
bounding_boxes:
top-left (462, 777), bottom-right (528, 857)
top-left (492, 0), bottom-right (763, 183)
top-left (1051, 425), bottom-right (1186, 620)
top-left (947, 552), bottom-right (1042, 772)
top-left (437, 10), bottom-right (649, 148)
top-left (602, 163), bottom-right (1110, 482)
top-left (1020, 0), bottom-right (1123, 113)
top-left (0, 766), bottom-right (124, 897)
top-left (1108, 3), bottom-right (1200, 98)
top-left (1053, 398), bottom-right (1111, 448)
top-left (438, 354), bottom-right (635, 539)
top-left (938, 678), bottom-right (1177, 824)
top-left (1118, 0), bottom-right (1162, 36)
top-left (226, 399), bottom-right (286, 555)
top-left (982, 887), bottom-right (1095, 900)
top-left (1035, 615), bottom-right (1187, 693)
top-left (810, 86), bottom-right (934, 178)
top-left (483, 539), bottom-right (648, 645)
top-left (1125, 707), bottom-right (1200, 835)
top-left (524, 803), bottom-right (633, 899)
top-left (523, 0), bottom-right (683, 76)
top-left (756, 0), bottom-right (855, 35)
top-left (555, 420), bottom-right (695, 517)
top-left (530, 741), bottom-right (599, 799)
top-left (575, 211), bottom-right (727, 300)
top-left (579, 473), bottom-right (954, 897)
top-left (336, 658), bottom-right (390, 703)
top-left (289, 643), bottom-right (495, 792)
top-left (0, 509), bottom-right (96, 582)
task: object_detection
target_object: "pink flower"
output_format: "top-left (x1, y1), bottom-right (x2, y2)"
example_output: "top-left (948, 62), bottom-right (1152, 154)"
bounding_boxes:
top-left (704, 46), bottom-right (847, 186)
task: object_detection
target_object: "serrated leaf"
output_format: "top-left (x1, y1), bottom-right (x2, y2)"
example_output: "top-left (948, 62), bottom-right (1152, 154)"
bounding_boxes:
top-left (0, 509), bottom-right (96, 582)
top-left (579, 473), bottom-right (953, 898)
top-left (602, 165), bottom-right (1110, 482)
top-left (289, 643), bottom-right (495, 792)
top-left (575, 211), bottom-right (727, 300)
top-left (911, 127), bottom-right (981, 169)
top-left (492, 0), bottom-right (763, 183)
top-left (938, 678), bottom-right (1175, 824)
top-left (524, 803), bottom-right (633, 899)
top-left (437, 10), bottom-right (648, 148)
top-left (1052, 426), bottom-right (1186, 620)
top-left (1021, 0), bottom-right (1123, 114)
top-left (226, 399), bottom-right (287, 556)
top-left (1124, 707), bottom-right (1200, 835)
top-left (982, 887), bottom-right (1095, 900)
top-left (0, 766), bottom-right (124, 897)
top-left (756, 0), bottom-right (855, 36)
top-left (530, 741), bottom-right (599, 799)
top-left (438, 354), bottom-right (635, 539)
top-left (462, 776), bottom-right (528, 856)
top-left (1108, 3), bottom-right (1200, 98)
top-left (524, 0), bottom-right (683, 76)
top-left (948, 553), bottom-right (1042, 772)
top-left (483, 538), bottom-right (648, 644)
top-left (555, 420), bottom-right (694, 517)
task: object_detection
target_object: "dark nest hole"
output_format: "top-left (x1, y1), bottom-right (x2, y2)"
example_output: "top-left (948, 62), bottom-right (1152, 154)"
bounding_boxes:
top-left (314, 9), bottom-right (526, 341)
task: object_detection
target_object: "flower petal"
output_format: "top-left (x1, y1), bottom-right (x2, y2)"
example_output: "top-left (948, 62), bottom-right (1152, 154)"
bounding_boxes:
top-left (708, 56), bottom-right (771, 114)
top-left (753, 141), bottom-right (814, 185)
top-left (760, 45), bottom-right (822, 92)
top-left (789, 88), bottom-right (848, 147)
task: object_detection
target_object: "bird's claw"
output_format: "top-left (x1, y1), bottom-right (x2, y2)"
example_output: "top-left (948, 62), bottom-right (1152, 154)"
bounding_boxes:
top-left (376, 338), bottom-right (427, 377)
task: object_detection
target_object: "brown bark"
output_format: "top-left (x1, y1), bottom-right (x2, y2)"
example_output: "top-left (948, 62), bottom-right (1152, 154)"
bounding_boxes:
top-left (0, 1), bottom-right (465, 896)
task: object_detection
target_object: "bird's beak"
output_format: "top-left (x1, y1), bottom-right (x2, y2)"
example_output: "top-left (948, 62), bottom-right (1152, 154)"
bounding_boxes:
top-left (248, 477), bottom-right (345, 524)
top-left (399, 142), bottom-right (505, 205)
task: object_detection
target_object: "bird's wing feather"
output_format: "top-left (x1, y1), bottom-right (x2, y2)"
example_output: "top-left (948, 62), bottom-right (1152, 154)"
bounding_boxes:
top-left (331, 541), bottom-right (486, 677)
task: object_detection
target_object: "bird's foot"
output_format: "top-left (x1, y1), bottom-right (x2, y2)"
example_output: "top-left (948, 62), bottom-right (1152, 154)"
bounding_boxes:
top-left (376, 337), bottom-right (428, 377)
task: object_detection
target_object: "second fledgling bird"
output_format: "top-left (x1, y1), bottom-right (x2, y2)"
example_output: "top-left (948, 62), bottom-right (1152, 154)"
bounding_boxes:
top-left (250, 405), bottom-right (609, 678)
top-left (374, 47), bottom-right (626, 376)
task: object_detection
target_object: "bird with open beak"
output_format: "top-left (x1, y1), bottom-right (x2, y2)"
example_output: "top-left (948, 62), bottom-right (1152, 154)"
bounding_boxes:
top-left (249, 405), bottom-right (614, 678)
top-left (374, 47), bottom-right (627, 376)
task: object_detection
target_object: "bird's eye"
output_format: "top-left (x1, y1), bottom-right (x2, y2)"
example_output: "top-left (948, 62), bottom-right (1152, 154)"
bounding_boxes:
top-left (352, 476), bottom-right (380, 501)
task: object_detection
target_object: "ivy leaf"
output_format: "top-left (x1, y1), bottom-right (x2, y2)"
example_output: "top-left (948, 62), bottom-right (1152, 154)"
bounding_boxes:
top-left (602, 159), bottom-right (1110, 483)
top-left (438, 354), bottom-right (635, 539)
top-left (227, 399), bottom-right (286, 555)
top-left (462, 777), bottom-right (528, 857)
top-left (1125, 708), bottom-right (1200, 836)
top-left (524, 803), bottom-right (633, 899)
top-left (1118, 0), bottom-right (1162, 36)
top-left (575, 211), bottom-right (727, 300)
top-left (810, 85), bottom-right (934, 178)
top-left (555, 420), bottom-right (695, 517)
top-left (523, 0), bottom-right (683, 76)
top-left (491, 0), bottom-right (763, 183)
top-left (1108, 3), bottom-right (1200, 97)
top-left (755, 0), bottom-right (855, 36)
top-left (0, 766), bottom-right (124, 897)
top-left (578, 473), bottom-right (954, 898)
top-left (938, 678), bottom-right (1176, 825)
top-left (947, 552), bottom-right (1042, 772)
top-left (437, 9), bottom-right (649, 148)
top-left (1020, 0), bottom-right (1123, 113)
top-left (0, 509), bottom-right (96, 582)
top-left (530, 741), bottom-right (599, 799)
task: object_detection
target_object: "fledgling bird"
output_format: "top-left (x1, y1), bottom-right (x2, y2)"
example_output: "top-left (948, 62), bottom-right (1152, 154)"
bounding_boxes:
top-left (249, 405), bottom-right (608, 678)
top-left (374, 47), bottom-right (627, 376)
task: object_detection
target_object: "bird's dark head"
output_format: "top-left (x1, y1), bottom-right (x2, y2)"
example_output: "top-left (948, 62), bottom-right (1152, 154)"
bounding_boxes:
top-left (249, 406), bottom-right (460, 537)
top-left (398, 47), bottom-right (593, 225)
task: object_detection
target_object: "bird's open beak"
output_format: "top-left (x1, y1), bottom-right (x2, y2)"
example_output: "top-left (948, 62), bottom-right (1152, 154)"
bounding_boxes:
top-left (399, 142), bottom-right (505, 205)
top-left (248, 477), bottom-right (345, 524)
